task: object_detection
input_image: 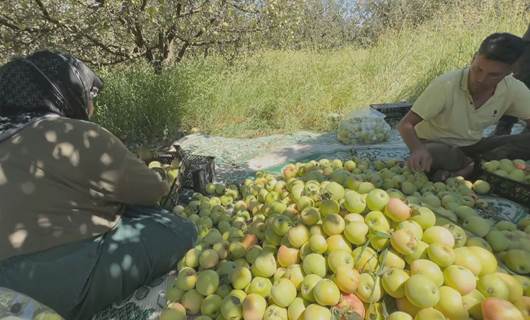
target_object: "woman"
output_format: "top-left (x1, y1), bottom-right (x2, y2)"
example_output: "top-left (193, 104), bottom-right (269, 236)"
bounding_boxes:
top-left (0, 51), bottom-right (197, 319)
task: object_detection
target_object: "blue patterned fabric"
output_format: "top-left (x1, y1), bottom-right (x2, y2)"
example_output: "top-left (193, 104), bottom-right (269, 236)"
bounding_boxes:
top-left (0, 287), bottom-right (63, 319)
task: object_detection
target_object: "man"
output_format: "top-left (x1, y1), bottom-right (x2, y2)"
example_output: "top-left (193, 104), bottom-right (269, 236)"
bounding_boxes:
top-left (399, 33), bottom-right (530, 180)
top-left (494, 24), bottom-right (530, 135)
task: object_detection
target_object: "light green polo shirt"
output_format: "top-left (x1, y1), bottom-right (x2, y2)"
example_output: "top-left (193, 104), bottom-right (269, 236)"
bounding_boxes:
top-left (412, 67), bottom-right (530, 146)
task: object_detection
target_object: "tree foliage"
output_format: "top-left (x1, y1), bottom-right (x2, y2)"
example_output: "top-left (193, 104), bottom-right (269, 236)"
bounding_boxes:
top-left (1, 0), bottom-right (524, 68)
top-left (0, 0), bottom-right (264, 68)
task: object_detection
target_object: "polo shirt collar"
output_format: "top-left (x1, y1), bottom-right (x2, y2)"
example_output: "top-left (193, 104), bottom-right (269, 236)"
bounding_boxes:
top-left (460, 67), bottom-right (470, 93)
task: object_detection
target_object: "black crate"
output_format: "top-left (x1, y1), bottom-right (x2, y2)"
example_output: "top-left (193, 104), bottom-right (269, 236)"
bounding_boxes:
top-left (479, 168), bottom-right (530, 208)
top-left (145, 145), bottom-right (216, 208)
top-left (148, 151), bottom-right (184, 209)
top-left (170, 144), bottom-right (216, 192)
top-left (370, 102), bottom-right (412, 127)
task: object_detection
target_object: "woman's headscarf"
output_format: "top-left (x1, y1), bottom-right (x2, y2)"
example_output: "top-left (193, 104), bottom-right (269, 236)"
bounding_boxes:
top-left (0, 50), bottom-right (103, 141)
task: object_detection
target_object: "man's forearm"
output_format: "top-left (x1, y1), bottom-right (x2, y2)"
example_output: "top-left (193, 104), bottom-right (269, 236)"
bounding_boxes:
top-left (399, 121), bottom-right (425, 152)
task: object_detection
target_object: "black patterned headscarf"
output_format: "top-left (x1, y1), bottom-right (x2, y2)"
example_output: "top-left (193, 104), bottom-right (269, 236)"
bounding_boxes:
top-left (0, 50), bottom-right (103, 141)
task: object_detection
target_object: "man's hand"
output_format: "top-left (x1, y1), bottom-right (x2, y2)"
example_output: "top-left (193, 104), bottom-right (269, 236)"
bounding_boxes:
top-left (398, 111), bottom-right (432, 172)
top-left (407, 147), bottom-right (433, 172)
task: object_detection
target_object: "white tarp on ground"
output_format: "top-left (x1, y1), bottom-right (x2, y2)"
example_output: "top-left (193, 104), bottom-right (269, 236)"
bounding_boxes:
top-left (174, 122), bottom-right (526, 183)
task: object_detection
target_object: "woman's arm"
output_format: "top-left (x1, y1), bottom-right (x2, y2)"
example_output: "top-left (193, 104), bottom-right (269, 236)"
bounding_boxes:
top-left (89, 125), bottom-right (170, 206)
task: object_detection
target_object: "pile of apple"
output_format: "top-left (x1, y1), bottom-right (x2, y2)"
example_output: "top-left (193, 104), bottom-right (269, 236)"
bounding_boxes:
top-left (483, 159), bottom-right (530, 185)
top-left (486, 218), bottom-right (530, 275)
top-left (432, 196), bottom-right (530, 276)
top-left (160, 158), bottom-right (530, 320)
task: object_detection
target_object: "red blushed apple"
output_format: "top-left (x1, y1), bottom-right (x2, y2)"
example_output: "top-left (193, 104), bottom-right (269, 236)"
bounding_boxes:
top-left (384, 198), bottom-right (411, 222)
top-left (242, 234), bottom-right (257, 250)
top-left (276, 245), bottom-right (299, 267)
top-left (481, 297), bottom-right (524, 320)
top-left (282, 164), bottom-right (298, 179)
top-left (331, 293), bottom-right (365, 320)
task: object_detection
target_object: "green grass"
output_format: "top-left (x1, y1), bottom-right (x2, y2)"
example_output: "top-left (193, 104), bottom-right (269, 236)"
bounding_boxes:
top-left (95, 0), bottom-right (528, 142)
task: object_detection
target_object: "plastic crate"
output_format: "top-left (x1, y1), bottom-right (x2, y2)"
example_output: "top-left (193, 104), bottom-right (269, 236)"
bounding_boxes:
top-left (149, 152), bottom-right (185, 209)
top-left (370, 102), bottom-right (412, 127)
top-left (169, 144), bottom-right (216, 192)
top-left (144, 145), bottom-right (216, 207)
top-left (479, 168), bottom-right (530, 208)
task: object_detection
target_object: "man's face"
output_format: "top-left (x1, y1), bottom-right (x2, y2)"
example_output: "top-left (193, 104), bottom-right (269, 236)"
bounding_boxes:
top-left (468, 54), bottom-right (512, 93)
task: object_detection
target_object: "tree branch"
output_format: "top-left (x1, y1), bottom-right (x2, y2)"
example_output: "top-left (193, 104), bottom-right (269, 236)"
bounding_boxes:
top-left (0, 14), bottom-right (54, 34)
top-left (140, 0), bottom-right (148, 11)
top-left (32, 0), bottom-right (131, 59)
top-left (175, 0), bottom-right (210, 18)
top-left (34, 0), bottom-right (53, 21)
top-left (228, 1), bottom-right (259, 14)
top-left (175, 40), bottom-right (189, 63)
top-left (192, 37), bottom-right (240, 47)
top-left (0, 16), bottom-right (22, 31)
top-left (132, 22), bottom-right (146, 49)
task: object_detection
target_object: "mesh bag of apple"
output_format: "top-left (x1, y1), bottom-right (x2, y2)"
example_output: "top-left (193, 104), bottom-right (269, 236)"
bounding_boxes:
top-left (336, 107), bottom-right (391, 145)
top-left (160, 157), bottom-right (530, 320)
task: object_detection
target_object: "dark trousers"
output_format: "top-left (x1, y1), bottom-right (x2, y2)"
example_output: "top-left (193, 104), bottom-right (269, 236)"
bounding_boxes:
top-left (494, 115), bottom-right (520, 136)
top-left (0, 206), bottom-right (197, 320)
top-left (424, 131), bottom-right (530, 172)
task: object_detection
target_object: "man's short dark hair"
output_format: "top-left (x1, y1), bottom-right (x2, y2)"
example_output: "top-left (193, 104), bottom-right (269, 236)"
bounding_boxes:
top-left (478, 32), bottom-right (528, 65)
